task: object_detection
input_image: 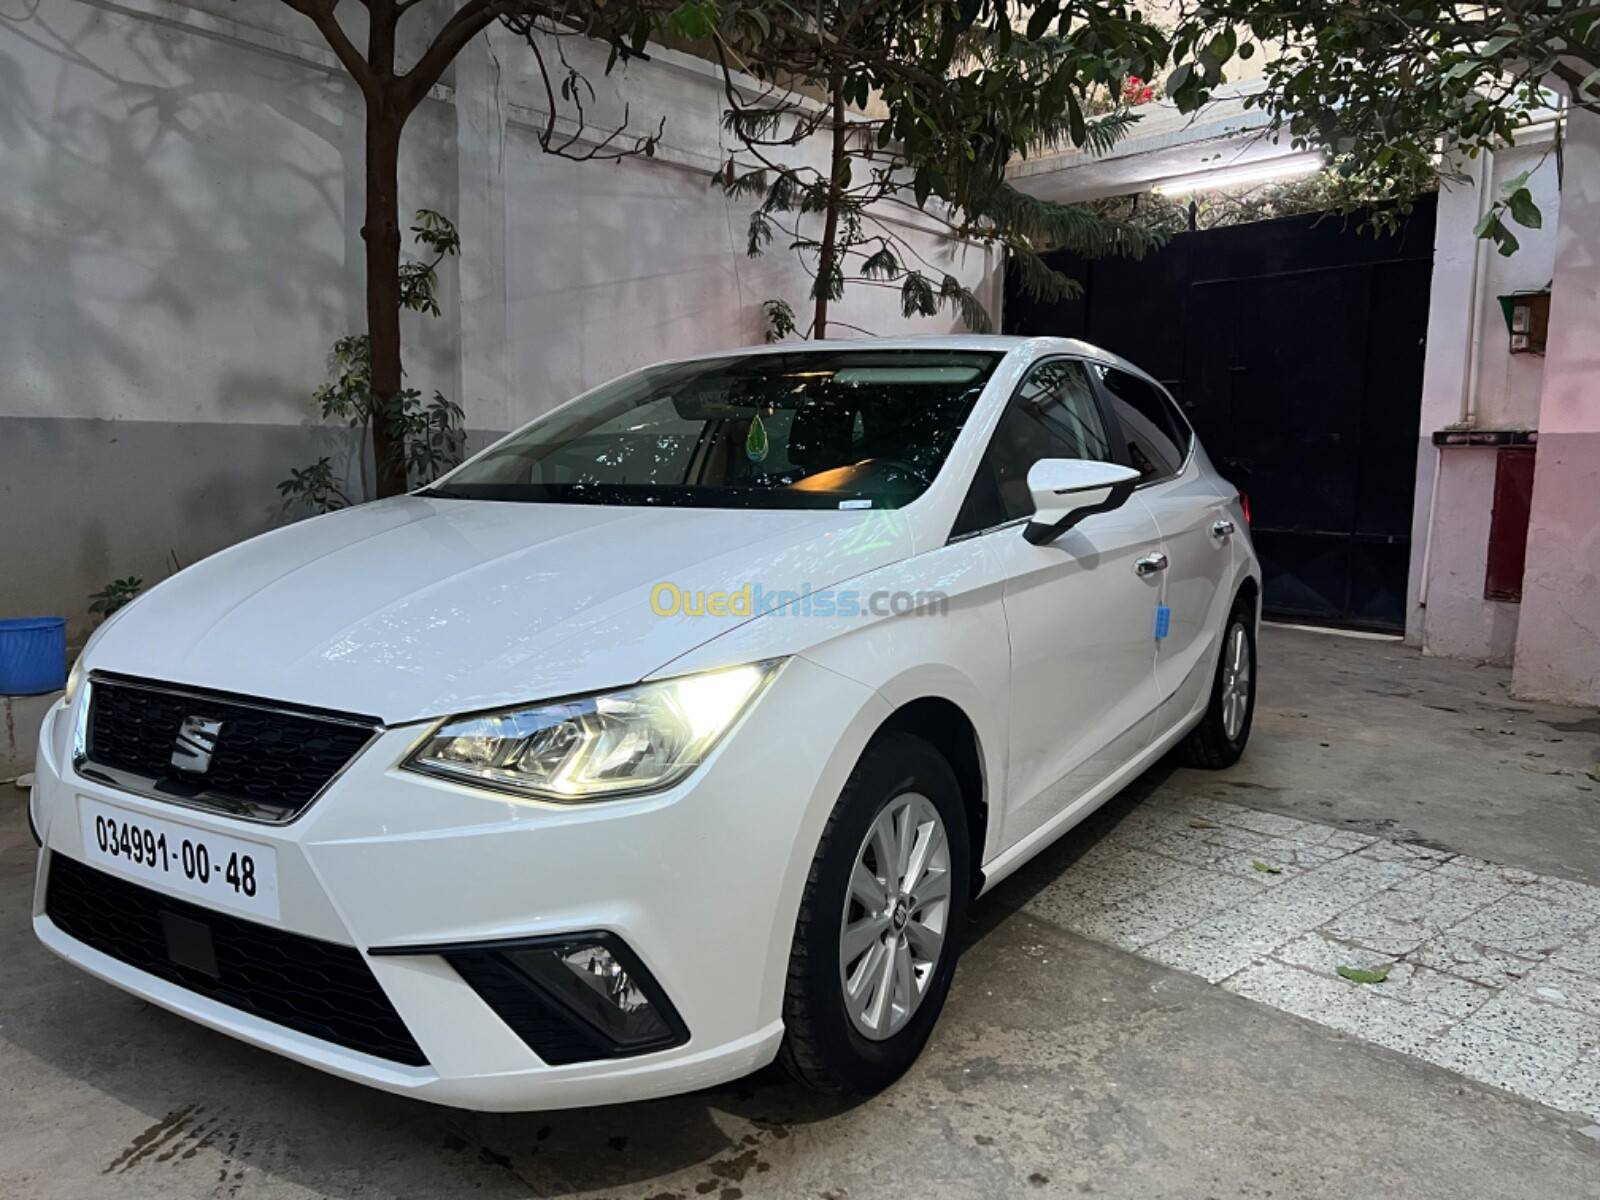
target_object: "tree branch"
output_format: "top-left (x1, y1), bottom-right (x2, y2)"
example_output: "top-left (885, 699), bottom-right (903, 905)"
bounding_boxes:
top-left (281, 0), bottom-right (379, 97)
top-left (397, 0), bottom-right (504, 112)
top-left (524, 29), bottom-right (666, 161)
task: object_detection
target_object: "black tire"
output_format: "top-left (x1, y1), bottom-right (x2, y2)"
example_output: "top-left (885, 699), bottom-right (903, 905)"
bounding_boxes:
top-left (1176, 594), bottom-right (1257, 769)
top-left (777, 731), bottom-right (971, 1096)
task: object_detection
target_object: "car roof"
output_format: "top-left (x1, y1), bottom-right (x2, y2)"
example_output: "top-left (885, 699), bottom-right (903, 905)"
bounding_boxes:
top-left (658, 334), bottom-right (1160, 388)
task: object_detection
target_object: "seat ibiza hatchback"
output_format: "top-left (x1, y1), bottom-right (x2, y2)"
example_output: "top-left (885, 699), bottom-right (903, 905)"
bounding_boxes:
top-left (31, 336), bottom-right (1258, 1110)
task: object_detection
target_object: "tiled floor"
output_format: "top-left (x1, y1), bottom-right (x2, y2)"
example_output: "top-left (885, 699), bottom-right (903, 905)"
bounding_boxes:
top-left (1023, 786), bottom-right (1600, 1121)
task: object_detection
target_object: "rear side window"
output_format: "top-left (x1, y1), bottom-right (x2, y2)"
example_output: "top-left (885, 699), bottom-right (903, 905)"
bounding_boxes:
top-left (953, 358), bottom-right (1114, 535)
top-left (1095, 366), bottom-right (1190, 482)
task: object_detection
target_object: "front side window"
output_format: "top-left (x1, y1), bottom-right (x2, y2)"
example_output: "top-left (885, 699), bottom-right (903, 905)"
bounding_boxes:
top-left (428, 350), bottom-right (1003, 511)
top-left (1095, 366), bottom-right (1190, 483)
top-left (953, 358), bottom-right (1114, 535)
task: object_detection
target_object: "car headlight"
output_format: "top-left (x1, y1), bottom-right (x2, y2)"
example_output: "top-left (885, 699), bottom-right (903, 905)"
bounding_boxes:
top-left (402, 660), bottom-right (784, 802)
top-left (66, 656), bottom-right (91, 765)
top-left (64, 653), bottom-right (84, 707)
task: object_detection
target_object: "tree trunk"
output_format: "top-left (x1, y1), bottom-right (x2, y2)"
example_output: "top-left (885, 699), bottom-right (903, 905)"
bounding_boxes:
top-left (363, 109), bottom-right (409, 498)
top-left (813, 75), bottom-right (848, 340)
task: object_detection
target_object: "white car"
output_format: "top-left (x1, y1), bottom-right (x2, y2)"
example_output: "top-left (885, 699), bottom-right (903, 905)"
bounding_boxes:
top-left (30, 336), bottom-right (1258, 1111)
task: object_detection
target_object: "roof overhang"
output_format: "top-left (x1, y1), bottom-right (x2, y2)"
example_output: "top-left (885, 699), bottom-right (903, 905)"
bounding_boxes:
top-left (1007, 81), bottom-right (1309, 204)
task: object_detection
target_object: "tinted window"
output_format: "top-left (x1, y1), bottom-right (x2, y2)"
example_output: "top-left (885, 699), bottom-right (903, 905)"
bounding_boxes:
top-left (431, 350), bottom-right (1002, 511)
top-left (953, 359), bottom-right (1113, 535)
top-left (1096, 366), bottom-right (1189, 482)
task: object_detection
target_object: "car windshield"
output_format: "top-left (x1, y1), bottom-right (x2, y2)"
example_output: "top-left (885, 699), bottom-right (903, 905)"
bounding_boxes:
top-left (425, 349), bottom-right (1004, 510)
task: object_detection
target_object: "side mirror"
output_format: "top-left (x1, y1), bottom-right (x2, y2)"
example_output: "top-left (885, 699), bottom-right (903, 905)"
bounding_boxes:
top-left (1023, 459), bottom-right (1142, 545)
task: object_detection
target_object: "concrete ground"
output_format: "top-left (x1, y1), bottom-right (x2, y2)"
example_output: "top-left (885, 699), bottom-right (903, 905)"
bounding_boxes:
top-left (4, 626), bottom-right (1600, 1198)
top-left (1205, 625), bottom-right (1600, 886)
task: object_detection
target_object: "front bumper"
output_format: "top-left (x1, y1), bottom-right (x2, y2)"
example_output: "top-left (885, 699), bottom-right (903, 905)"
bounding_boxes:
top-left (30, 657), bottom-right (890, 1110)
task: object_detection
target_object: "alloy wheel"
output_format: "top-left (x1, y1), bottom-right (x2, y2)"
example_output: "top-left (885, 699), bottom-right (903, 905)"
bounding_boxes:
top-left (839, 792), bottom-right (951, 1040)
top-left (1220, 622), bottom-right (1252, 741)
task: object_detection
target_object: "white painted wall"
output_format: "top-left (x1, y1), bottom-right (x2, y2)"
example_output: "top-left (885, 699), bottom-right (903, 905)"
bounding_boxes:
top-left (0, 0), bottom-right (997, 635)
top-left (1405, 136), bottom-right (1562, 664)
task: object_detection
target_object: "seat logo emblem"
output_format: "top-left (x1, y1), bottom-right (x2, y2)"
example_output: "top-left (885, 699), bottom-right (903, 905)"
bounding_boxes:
top-left (172, 716), bottom-right (223, 774)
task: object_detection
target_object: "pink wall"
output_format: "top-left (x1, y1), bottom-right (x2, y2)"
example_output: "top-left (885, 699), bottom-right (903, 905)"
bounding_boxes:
top-left (1512, 108), bottom-right (1600, 705)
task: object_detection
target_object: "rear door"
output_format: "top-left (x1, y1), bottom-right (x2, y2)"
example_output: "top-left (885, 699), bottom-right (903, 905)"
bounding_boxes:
top-left (952, 358), bottom-right (1165, 847)
top-left (1094, 365), bottom-right (1234, 728)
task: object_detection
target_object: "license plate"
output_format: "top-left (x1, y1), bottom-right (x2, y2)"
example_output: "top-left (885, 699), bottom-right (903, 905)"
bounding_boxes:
top-left (78, 797), bottom-right (280, 921)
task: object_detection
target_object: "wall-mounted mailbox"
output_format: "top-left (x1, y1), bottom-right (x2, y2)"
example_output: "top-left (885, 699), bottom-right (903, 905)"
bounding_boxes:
top-left (1498, 289), bottom-right (1551, 355)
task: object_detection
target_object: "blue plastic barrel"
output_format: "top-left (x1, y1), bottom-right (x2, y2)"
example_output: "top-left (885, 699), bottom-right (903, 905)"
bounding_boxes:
top-left (0, 617), bottom-right (68, 695)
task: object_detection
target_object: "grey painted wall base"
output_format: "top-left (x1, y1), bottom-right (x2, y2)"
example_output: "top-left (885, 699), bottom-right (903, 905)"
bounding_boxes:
top-left (0, 417), bottom-right (501, 640)
top-left (2, 691), bottom-right (59, 778)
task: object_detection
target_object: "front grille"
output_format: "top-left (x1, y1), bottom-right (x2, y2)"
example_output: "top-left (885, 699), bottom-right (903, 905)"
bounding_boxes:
top-left (81, 675), bottom-right (378, 823)
top-left (46, 854), bottom-right (427, 1067)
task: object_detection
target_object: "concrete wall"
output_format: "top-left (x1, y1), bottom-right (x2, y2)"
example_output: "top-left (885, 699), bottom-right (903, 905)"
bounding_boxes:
top-left (1406, 135), bottom-right (1562, 665)
top-left (0, 0), bottom-right (997, 640)
top-left (1512, 108), bottom-right (1600, 705)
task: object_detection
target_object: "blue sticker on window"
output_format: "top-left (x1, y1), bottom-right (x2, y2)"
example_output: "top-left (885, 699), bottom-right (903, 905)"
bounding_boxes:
top-left (1154, 604), bottom-right (1171, 640)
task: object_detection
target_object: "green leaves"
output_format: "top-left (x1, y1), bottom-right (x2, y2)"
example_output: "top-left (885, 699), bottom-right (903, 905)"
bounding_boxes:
top-left (411, 209), bottom-right (459, 257)
top-left (746, 209), bottom-right (774, 256)
top-left (1065, 89), bottom-right (1087, 148)
top-left (761, 298), bottom-right (796, 343)
top-left (1480, 33), bottom-right (1518, 60)
top-left (860, 247), bottom-right (901, 280)
top-left (712, 0), bottom-right (1177, 333)
top-left (1506, 183), bottom-right (1542, 230)
top-left (1162, 1), bottom-right (1592, 254)
top-left (291, 210), bottom-right (464, 509)
top-left (88, 577), bottom-right (145, 618)
top-left (398, 390), bottom-right (468, 487)
top-left (1475, 210), bottom-right (1521, 258)
top-left (665, 0), bottom-right (719, 40)
top-left (942, 275), bottom-right (993, 333)
top-left (1251, 860), bottom-right (1283, 875)
top-left (1081, 110), bottom-right (1143, 157)
top-left (1025, 3), bottom-right (1054, 42)
top-left (900, 272), bottom-right (937, 319)
top-left (399, 209), bottom-right (460, 315)
top-left (278, 458), bottom-right (351, 517)
top-left (1336, 965), bottom-right (1392, 985)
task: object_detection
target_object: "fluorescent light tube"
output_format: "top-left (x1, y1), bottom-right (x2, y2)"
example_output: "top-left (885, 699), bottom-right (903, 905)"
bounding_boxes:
top-left (1152, 153), bottom-right (1326, 196)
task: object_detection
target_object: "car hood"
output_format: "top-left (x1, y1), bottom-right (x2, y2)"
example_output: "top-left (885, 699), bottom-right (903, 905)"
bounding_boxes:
top-left (87, 497), bottom-right (915, 723)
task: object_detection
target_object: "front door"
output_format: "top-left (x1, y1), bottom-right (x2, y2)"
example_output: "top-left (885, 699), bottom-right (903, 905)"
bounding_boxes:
top-left (950, 358), bottom-right (1165, 847)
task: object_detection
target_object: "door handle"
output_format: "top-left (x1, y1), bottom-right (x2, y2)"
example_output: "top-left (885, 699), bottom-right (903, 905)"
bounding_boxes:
top-left (1135, 552), bottom-right (1169, 577)
top-left (1211, 519), bottom-right (1236, 539)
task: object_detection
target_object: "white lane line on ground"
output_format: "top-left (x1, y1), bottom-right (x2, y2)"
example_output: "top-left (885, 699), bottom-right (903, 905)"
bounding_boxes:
top-left (1025, 788), bottom-right (1600, 1122)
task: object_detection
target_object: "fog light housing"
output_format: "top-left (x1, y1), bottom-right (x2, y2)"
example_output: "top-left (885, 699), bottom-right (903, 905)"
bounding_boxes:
top-left (375, 931), bottom-right (689, 1064)
top-left (504, 941), bottom-right (676, 1051)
